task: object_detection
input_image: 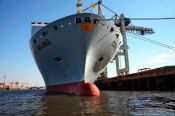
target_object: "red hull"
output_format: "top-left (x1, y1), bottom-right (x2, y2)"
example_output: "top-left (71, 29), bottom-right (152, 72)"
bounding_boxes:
top-left (47, 81), bottom-right (100, 96)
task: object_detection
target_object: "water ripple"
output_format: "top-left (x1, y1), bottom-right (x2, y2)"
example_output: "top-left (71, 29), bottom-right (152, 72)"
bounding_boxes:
top-left (0, 90), bottom-right (174, 115)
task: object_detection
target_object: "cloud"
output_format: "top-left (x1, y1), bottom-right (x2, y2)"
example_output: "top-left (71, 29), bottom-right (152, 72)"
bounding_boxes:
top-left (149, 51), bottom-right (175, 68)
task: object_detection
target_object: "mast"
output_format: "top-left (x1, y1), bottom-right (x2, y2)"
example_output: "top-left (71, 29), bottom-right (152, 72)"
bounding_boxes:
top-left (76, 0), bottom-right (83, 13)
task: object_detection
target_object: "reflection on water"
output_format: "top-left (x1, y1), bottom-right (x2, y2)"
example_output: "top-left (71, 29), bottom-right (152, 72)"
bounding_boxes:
top-left (0, 90), bottom-right (175, 115)
top-left (43, 94), bottom-right (103, 115)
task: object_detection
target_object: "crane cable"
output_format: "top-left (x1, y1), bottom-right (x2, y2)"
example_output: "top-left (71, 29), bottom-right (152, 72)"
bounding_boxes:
top-left (87, 2), bottom-right (175, 21)
top-left (127, 33), bottom-right (175, 50)
top-left (129, 17), bottom-right (175, 20)
top-left (98, 2), bottom-right (175, 50)
top-left (100, 17), bottom-right (175, 21)
top-left (99, 3), bottom-right (175, 21)
top-left (98, 21), bottom-right (175, 51)
top-left (100, 3), bottom-right (120, 18)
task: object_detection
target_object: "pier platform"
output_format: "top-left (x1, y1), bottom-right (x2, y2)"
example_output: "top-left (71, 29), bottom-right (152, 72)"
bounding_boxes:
top-left (95, 66), bottom-right (175, 91)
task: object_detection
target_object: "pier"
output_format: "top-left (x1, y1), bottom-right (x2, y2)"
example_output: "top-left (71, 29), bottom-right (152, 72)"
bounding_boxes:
top-left (95, 66), bottom-right (175, 91)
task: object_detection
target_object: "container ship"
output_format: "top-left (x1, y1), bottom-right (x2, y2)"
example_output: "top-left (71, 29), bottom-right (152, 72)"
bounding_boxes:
top-left (29, 0), bottom-right (122, 96)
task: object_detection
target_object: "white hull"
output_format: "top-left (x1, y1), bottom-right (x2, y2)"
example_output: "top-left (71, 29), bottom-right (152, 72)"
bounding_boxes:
top-left (30, 13), bottom-right (121, 91)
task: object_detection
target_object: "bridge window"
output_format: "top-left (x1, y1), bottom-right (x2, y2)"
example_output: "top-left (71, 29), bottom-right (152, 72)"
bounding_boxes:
top-left (75, 18), bottom-right (81, 23)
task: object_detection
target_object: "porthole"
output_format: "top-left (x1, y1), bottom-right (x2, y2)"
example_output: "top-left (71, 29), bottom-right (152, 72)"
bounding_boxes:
top-left (94, 19), bottom-right (99, 24)
top-left (75, 18), bottom-right (81, 23)
top-left (110, 28), bottom-right (114, 32)
top-left (85, 17), bottom-right (91, 23)
top-left (53, 25), bottom-right (58, 30)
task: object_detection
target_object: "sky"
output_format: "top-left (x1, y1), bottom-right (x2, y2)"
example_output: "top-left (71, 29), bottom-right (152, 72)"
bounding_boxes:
top-left (0, 0), bottom-right (175, 86)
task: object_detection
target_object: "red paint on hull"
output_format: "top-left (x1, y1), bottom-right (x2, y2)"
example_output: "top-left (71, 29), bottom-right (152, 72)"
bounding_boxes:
top-left (47, 81), bottom-right (100, 96)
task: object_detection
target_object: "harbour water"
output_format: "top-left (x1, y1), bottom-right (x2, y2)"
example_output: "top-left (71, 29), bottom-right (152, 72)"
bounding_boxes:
top-left (0, 90), bottom-right (175, 116)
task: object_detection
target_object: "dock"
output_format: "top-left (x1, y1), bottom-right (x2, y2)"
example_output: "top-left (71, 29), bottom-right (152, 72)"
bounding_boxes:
top-left (95, 66), bottom-right (175, 91)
